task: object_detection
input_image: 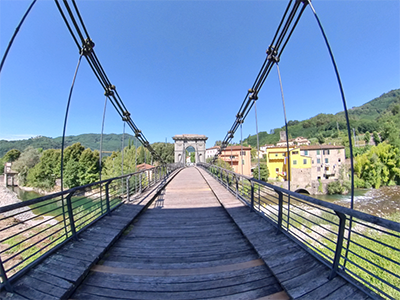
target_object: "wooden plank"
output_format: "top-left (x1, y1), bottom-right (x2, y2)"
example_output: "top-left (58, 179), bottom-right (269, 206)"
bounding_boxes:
top-left (84, 268), bottom-right (273, 292)
top-left (296, 276), bottom-right (347, 300)
top-left (92, 259), bottom-right (265, 276)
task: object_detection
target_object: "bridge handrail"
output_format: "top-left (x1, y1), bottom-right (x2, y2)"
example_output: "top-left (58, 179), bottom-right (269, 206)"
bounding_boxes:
top-left (198, 162), bottom-right (400, 300)
top-left (0, 163), bottom-right (182, 291)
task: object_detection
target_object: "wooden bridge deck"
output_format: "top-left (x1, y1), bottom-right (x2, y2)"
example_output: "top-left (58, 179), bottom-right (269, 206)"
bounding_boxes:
top-left (0, 167), bottom-right (372, 300)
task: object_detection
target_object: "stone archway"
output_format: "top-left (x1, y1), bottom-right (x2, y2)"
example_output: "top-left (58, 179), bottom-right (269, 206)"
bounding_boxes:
top-left (172, 134), bottom-right (208, 164)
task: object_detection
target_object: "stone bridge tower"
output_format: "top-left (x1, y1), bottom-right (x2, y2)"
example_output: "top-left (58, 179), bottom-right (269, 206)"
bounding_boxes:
top-left (173, 134), bottom-right (208, 164)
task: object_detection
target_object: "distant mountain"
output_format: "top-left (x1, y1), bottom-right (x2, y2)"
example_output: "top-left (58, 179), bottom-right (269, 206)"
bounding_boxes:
top-left (0, 133), bottom-right (139, 157)
top-left (244, 88), bottom-right (400, 147)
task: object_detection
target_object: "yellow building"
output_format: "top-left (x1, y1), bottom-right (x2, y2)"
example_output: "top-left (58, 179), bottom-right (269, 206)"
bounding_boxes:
top-left (266, 146), bottom-right (311, 180)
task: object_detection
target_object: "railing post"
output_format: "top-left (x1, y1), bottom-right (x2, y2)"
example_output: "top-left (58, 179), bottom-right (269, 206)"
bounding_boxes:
top-left (139, 173), bottom-right (142, 194)
top-left (127, 175), bottom-right (131, 201)
top-left (66, 191), bottom-right (78, 240)
top-left (277, 190), bottom-right (283, 232)
top-left (250, 181), bottom-right (255, 211)
top-left (0, 256), bottom-right (13, 292)
top-left (235, 176), bottom-right (239, 199)
top-left (225, 171), bottom-right (229, 190)
top-left (105, 181), bottom-right (111, 215)
top-left (329, 211), bottom-right (347, 280)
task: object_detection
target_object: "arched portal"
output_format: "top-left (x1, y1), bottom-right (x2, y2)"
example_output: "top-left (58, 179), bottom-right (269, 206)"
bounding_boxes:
top-left (173, 134), bottom-right (208, 164)
top-left (295, 188), bottom-right (311, 195)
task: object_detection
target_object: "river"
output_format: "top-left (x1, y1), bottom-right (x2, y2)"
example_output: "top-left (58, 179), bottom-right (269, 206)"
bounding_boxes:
top-left (314, 185), bottom-right (400, 220)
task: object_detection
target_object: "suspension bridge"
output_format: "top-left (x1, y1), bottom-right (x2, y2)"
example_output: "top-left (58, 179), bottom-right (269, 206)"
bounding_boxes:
top-left (0, 0), bottom-right (399, 299)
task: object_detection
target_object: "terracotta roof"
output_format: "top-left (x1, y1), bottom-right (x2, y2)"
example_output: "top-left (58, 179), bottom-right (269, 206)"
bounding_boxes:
top-left (299, 145), bottom-right (345, 150)
top-left (136, 163), bottom-right (154, 170)
top-left (206, 146), bottom-right (221, 150)
top-left (221, 146), bottom-right (251, 151)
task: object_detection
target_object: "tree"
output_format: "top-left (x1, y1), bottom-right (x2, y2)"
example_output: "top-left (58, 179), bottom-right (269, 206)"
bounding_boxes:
top-left (78, 148), bottom-right (100, 185)
top-left (12, 147), bottom-right (41, 185)
top-left (354, 143), bottom-right (400, 188)
top-left (253, 163), bottom-right (269, 182)
top-left (26, 149), bottom-right (61, 189)
top-left (364, 131), bottom-right (371, 146)
top-left (64, 160), bottom-right (80, 188)
top-left (190, 152), bottom-right (195, 163)
top-left (3, 149), bottom-right (21, 162)
top-left (316, 133), bottom-right (325, 145)
top-left (373, 131), bottom-right (381, 145)
top-left (214, 158), bottom-right (233, 171)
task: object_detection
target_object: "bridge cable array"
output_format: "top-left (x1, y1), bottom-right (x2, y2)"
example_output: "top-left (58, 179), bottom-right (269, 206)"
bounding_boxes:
top-left (54, 0), bottom-right (164, 164)
top-left (212, 0), bottom-right (308, 162)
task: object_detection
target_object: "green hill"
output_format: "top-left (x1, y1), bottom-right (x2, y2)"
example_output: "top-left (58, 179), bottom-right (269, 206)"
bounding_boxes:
top-left (244, 88), bottom-right (400, 147)
top-left (0, 133), bottom-right (139, 157)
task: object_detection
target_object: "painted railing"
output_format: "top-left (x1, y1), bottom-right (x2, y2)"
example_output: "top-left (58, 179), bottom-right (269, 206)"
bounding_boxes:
top-left (198, 163), bottom-right (400, 300)
top-left (0, 163), bottom-right (182, 291)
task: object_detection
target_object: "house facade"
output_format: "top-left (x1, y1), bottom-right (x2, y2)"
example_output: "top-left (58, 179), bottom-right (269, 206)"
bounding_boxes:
top-left (265, 146), bottom-right (312, 181)
top-left (219, 146), bottom-right (252, 176)
top-left (205, 146), bottom-right (220, 160)
top-left (299, 145), bottom-right (345, 180)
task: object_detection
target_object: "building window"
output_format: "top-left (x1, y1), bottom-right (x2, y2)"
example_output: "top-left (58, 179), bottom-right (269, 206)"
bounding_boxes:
top-left (303, 159), bottom-right (307, 165)
top-left (275, 154), bottom-right (278, 157)
top-left (242, 160), bottom-right (245, 165)
top-left (312, 160), bottom-right (314, 164)
top-left (304, 150), bottom-right (309, 155)
top-left (293, 160), bottom-right (297, 165)
top-left (240, 151), bottom-right (246, 156)
top-left (317, 158), bottom-right (321, 164)
top-left (338, 158), bottom-right (341, 162)
top-left (323, 150), bottom-right (330, 155)
top-left (317, 150), bottom-right (320, 155)
top-left (325, 158), bottom-right (329, 163)
top-left (292, 151), bottom-right (299, 155)
top-left (275, 168), bottom-right (279, 172)
top-left (317, 167), bottom-right (321, 172)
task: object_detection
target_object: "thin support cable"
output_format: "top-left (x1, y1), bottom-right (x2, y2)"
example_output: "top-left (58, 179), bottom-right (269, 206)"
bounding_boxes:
top-left (99, 96), bottom-right (107, 214)
top-left (60, 55), bottom-right (82, 237)
top-left (0, 0), bottom-right (37, 74)
top-left (240, 123), bottom-right (244, 175)
top-left (121, 122), bottom-right (125, 177)
top-left (276, 63), bottom-right (291, 231)
top-left (307, 0), bottom-right (355, 270)
top-left (254, 100), bottom-right (261, 180)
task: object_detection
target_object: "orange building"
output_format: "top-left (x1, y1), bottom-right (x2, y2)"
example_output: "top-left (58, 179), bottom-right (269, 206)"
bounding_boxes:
top-left (219, 146), bottom-right (252, 176)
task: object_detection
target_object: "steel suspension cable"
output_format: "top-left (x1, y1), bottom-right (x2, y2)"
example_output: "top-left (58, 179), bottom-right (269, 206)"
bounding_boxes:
top-left (213, 0), bottom-right (308, 163)
top-left (60, 54), bottom-right (82, 236)
top-left (55, 0), bottom-right (164, 163)
top-left (0, 0), bottom-right (37, 74)
top-left (307, 0), bottom-right (355, 271)
top-left (99, 95), bottom-right (107, 214)
top-left (276, 62), bottom-right (292, 230)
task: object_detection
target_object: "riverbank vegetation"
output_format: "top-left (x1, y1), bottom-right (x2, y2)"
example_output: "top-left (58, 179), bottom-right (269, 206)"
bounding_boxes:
top-left (1, 141), bottom-right (174, 191)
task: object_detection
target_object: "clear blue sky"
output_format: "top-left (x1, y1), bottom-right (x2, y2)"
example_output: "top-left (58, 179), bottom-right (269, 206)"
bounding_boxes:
top-left (1, 0), bottom-right (399, 148)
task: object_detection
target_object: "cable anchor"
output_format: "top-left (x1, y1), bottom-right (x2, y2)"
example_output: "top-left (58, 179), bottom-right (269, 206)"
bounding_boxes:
top-left (104, 84), bottom-right (115, 97)
top-left (248, 88), bottom-right (258, 101)
top-left (80, 38), bottom-right (95, 56)
top-left (266, 45), bottom-right (279, 63)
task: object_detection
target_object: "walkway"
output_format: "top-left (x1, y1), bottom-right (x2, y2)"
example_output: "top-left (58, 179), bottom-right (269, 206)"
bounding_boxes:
top-left (71, 167), bottom-right (287, 299)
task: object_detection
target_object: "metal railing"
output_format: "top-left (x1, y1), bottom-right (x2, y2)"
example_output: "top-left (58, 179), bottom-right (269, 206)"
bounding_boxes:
top-left (0, 164), bottom-right (181, 291)
top-left (198, 163), bottom-right (400, 300)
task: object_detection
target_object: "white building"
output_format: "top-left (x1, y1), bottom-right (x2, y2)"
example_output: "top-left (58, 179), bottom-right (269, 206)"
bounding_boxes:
top-left (205, 146), bottom-right (220, 160)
